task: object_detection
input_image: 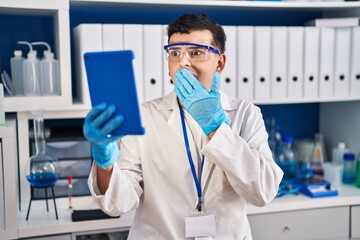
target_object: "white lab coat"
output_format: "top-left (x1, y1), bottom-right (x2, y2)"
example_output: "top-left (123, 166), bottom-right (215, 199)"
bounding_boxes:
top-left (88, 91), bottom-right (283, 240)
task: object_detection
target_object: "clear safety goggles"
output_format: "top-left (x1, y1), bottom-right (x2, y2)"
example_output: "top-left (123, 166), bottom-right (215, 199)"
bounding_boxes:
top-left (163, 42), bottom-right (221, 62)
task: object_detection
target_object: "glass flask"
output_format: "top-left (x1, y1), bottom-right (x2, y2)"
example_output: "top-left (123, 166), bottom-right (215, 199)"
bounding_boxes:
top-left (25, 110), bottom-right (60, 187)
top-left (309, 133), bottom-right (325, 177)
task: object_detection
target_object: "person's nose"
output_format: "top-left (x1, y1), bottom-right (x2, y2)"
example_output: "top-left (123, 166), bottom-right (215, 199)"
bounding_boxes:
top-left (179, 51), bottom-right (191, 68)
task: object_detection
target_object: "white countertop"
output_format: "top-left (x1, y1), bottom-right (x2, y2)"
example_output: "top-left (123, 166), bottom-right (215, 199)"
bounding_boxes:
top-left (247, 184), bottom-right (360, 215)
top-left (17, 184), bottom-right (360, 238)
top-left (17, 197), bottom-right (134, 238)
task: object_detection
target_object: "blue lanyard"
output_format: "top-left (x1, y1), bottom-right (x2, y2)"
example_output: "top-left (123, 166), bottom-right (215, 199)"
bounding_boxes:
top-left (178, 101), bottom-right (205, 211)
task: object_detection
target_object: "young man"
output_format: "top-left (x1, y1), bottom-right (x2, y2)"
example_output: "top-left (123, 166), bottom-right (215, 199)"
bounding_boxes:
top-left (84, 13), bottom-right (283, 239)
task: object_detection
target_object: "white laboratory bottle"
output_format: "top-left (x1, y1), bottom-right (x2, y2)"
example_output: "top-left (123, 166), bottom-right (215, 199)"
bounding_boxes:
top-left (332, 142), bottom-right (348, 165)
top-left (0, 83), bottom-right (5, 127)
top-left (18, 41), bottom-right (41, 96)
top-left (32, 42), bottom-right (60, 95)
top-left (10, 50), bottom-right (25, 95)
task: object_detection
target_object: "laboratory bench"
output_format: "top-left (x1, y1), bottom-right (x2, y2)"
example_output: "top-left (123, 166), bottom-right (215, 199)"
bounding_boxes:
top-left (248, 183), bottom-right (360, 215)
top-left (248, 184), bottom-right (360, 240)
top-left (16, 197), bottom-right (134, 239)
top-left (12, 184), bottom-right (360, 240)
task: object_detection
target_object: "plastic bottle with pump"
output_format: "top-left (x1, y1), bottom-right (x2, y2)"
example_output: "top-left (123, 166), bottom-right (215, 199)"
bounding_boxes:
top-left (31, 42), bottom-right (60, 95)
top-left (10, 50), bottom-right (25, 95)
top-left (17, 41), bottom-right (41, 96)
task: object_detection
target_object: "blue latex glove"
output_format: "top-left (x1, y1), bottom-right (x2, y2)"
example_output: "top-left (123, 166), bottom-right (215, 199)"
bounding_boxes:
top-left (174, 68), bottom-right (230, 135)
top-left (83, 103), bottom-right (124, 169)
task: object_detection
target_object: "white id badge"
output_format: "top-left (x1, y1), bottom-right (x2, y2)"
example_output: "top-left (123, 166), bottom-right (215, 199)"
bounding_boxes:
top-left (185, 212), bottom-right (216, 238)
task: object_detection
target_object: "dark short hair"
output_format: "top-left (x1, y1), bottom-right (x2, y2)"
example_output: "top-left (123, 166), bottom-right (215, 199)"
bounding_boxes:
top-left (167, 13), bottom-right (226, 53)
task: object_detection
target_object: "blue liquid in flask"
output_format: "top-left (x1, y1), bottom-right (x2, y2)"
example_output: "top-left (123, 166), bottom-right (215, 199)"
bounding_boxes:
top-left (25, 110), bottom-right (60, 188)
top-left (26, 172), bottom-right (59, 187)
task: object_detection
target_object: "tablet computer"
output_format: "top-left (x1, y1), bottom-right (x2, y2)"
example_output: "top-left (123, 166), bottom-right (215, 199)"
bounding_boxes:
top-left (84, 50), bottom-right (145, 136)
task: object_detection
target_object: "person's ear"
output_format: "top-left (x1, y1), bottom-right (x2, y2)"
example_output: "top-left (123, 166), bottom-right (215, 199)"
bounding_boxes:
top-left (168, 72), bottom-right (174, 84)
top-left (216, 54), bottom-right (226, 73)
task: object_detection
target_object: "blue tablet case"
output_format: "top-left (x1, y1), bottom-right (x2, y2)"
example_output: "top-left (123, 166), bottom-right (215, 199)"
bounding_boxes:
top-left (84, 50), bottom-right (145, 136)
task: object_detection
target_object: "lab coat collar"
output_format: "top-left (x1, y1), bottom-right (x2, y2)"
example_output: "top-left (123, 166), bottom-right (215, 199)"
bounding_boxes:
top-left (157, 91), bottom-right (177, 111)
top-left (220, 90), bottom-right (238, 111)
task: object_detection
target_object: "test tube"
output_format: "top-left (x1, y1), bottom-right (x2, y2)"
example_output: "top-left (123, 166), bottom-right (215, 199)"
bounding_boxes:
top-left (68, 175), bottom-right (73, 209)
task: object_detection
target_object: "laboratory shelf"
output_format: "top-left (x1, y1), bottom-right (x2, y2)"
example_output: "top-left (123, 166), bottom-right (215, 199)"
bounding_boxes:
top-left (254, 96), bottom-right (360, 105)
top-left (0, 0), bottom-right (72, 113)
top-left (0, 0), bottom-right (68, 13)
top-left (70, 0), bottom-right (360, 10)
top-left (1, 0), bottom-right (359, 112)
top-left (68, 0), bottom-right (360, 106)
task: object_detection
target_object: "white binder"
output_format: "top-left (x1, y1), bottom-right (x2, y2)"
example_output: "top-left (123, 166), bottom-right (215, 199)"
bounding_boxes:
top-left (237, 26), bottom-right (254, 100)
top-left (143, 25), bottom-right (163, 102)
top-left (162, 24), bottom-right (173, 96)
top-left (350, 26), bottom-right (360, 96)
top-left (334, 27), bottom-right (351, 97)
top-left (270, 27), bottom-right (287, 100)
top-left (287, 27), bottom-right (304, 99)
top-left (304, 27), bottom-right (320, 99)
top-left (102, 24), bottom-right (124, 51)
top-left (73, 24), bottom-right (102, 106)
top-left (319, 27), bottom-right (335, 98)
top-left (221, 26), bottom-right (237, 99)
top-left (124, 24), bottom-right (144, 103)
top-left (254, 26), bottom-right (271, 100)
